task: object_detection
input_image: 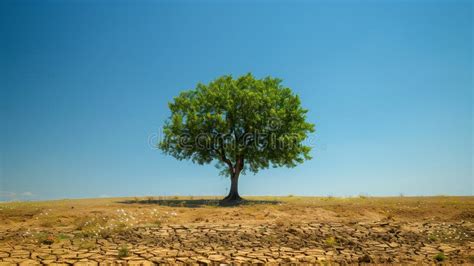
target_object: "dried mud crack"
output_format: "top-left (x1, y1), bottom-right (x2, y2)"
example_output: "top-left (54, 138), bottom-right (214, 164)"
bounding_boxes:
top-left (0, 221), bottom-right (473, 264)
top-left (1, 196), bottom-right (473, 265)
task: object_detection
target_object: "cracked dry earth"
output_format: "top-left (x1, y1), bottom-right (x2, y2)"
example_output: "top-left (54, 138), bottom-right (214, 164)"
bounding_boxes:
top-left (0, 197), bottom-right (473, 265)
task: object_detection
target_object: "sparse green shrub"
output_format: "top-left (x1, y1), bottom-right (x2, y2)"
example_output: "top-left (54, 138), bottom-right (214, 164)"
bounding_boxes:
top-left (428, 234), bottom-right (438, 242)
top-left (434, 252), bottom-right (446, 262)
top-left (118, 245), bottom-right (129, 259)
top-left (325, 236), bottom-right (336, 246)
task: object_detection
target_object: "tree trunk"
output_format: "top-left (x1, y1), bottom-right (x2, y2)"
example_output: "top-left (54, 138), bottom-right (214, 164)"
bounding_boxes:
top-left (221, 157), bottom-right (244, 202)
top-left (223, 173), bottom-right (242, 202)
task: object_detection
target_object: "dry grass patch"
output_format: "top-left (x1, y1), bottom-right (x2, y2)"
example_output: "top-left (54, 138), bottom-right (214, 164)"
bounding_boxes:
top-left (0, 203), bottom-right (42, 222)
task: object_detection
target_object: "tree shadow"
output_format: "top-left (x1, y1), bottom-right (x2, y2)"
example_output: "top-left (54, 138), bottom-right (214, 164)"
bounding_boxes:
top-left (117, 198), bottom-right (281, 208)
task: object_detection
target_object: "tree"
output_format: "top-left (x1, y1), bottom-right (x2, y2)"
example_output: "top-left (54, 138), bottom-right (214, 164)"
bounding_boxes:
top-left (159, 73), bottom-right (315, 202)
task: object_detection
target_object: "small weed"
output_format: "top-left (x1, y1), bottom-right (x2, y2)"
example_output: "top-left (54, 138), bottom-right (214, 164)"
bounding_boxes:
top-left (468, 255), bottom-right (474, 263)
top-left (434, 252), bottom-right (446, 262)
top-left (118, 245), bottom-right (129, 259)
top-left (428, 234), bottom-right (438, 242)
top-left (325, 236), bottom-right (336, 246)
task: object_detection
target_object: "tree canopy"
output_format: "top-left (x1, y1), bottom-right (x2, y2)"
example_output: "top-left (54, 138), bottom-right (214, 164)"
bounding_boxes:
top-left (159, 73), bottom-right (315, 201)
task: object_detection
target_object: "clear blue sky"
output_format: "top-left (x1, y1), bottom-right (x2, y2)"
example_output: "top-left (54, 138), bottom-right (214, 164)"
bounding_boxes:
top-left (1, 0), bottom-right (472, 201)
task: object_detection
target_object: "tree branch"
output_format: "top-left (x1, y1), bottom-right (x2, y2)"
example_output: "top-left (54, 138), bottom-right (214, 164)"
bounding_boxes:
top-left (218, 143), bottom-right (234, 174)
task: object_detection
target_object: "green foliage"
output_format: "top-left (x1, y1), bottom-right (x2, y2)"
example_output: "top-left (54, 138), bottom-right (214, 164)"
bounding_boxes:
top-left (434, 252), bottom-right (446, 262)
top-left (428, 233), bottom-right (438, 242)
top-left (118, 245), bottom-right (129, 259)
top-left (159, 73), bottom-right (315, 176)
top-left (325, 236), bottom-right (337, 246)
